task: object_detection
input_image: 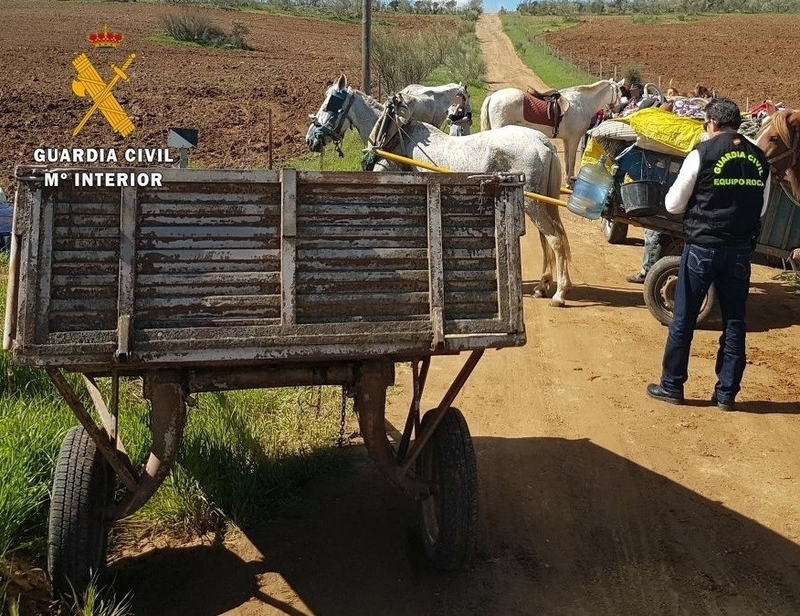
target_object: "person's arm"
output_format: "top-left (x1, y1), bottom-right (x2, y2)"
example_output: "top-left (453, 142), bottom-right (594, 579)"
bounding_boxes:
top-left (664, 149), bottom-right (701, 214)
top-left (761, 170), bottom-right (772, 217)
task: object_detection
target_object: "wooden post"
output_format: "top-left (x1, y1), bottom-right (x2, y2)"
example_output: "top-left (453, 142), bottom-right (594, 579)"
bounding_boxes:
top-left (362, 0), bottom-right (371, 95)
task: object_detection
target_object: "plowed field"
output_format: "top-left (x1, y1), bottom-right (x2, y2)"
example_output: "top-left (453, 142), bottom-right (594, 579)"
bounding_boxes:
top-left (542, 14), bottom-right (800, 108)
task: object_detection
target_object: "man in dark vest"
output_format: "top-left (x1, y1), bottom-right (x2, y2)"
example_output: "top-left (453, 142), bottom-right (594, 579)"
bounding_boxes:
top-left (646, 98), bottom-right (771, 412)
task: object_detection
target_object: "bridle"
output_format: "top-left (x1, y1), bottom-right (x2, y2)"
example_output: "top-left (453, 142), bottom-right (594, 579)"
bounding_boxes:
top-left (608, 80), bottom-right (621, 107)
top-left (308, 88), bottom-right (356, 157)
top-left (362, 94), bottom-right (439, 172)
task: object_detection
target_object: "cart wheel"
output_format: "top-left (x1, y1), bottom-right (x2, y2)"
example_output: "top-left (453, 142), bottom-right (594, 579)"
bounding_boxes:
top-left (643, 256), bottom-right (717, 326)
top-left (48, 426), bottom-right (115, 598)
top-left (602, 219), bottom-right (628, 244)
top-left (416, 407), bottom-right (478, 570)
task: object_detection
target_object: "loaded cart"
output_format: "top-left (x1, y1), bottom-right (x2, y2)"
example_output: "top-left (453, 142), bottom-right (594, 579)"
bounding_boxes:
top-left (4, 167), bottom-right (527, 594)
top-left (594, 138), bottom-right (800, 325)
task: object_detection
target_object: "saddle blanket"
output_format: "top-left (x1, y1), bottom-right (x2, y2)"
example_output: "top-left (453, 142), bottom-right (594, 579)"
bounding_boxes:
top-left (523, 92), bottom-right (558, 126)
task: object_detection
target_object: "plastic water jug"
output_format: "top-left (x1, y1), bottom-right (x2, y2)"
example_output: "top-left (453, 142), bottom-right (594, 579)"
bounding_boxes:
top-left (567, 155), bottom-right (614, 220)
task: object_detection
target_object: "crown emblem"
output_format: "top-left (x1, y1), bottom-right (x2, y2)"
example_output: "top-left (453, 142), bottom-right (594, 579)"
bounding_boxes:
top-left (88, 24), bottom-right (123, 49)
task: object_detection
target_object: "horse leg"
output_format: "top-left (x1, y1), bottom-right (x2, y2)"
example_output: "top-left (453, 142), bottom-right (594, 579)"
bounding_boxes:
top-left (533, 231), bottom-right (554, 298)
top-left (528, 203), bottom-right (572, 307)
top-left (563, 137), bottom-right (578, 182)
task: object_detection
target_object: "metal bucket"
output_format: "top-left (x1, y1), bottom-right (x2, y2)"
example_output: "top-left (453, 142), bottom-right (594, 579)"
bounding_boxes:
top-left (620, 180), bottom-right (661, 217)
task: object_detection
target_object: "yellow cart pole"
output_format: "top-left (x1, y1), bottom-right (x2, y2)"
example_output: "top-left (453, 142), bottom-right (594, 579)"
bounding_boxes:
top-left (374, 149), bottom-right (570, 208)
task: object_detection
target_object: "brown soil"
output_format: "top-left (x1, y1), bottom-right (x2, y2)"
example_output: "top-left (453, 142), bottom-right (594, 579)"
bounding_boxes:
top-left (541, 14), bottom-right (800, 109)
top-left (0, 1), bottom-right (432, 194)
top-left (4, 7), bottom-right (800, 616)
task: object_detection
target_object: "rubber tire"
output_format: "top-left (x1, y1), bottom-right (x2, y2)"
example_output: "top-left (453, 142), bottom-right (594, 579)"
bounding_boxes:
top-left (643, 255), bottom-right (717, 326)
top-left (416, 407), bottom-right (478, 570)
top-left (48, 426), bottom-right (115, 598)
top-left (602, 219), bottom-right (629, 244)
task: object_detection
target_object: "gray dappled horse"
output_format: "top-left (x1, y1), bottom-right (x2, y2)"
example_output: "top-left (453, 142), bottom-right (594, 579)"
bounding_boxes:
top-left (306, 74), bottom-right (573, 306)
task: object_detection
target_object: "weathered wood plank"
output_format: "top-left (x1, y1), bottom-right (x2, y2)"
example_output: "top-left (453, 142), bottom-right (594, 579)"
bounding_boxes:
top-left (137, 272), bottom-right (280, 286)
top-left (136, 259), bottom-right (281, 274)
top-left (53, 224), bottom-right (120, 238)
top-left (138, 225), bottom-right (280, 239)
top-left (135, 294), bottom-right (281, 310)
top-left (136, 248), bottom-right (280, 261)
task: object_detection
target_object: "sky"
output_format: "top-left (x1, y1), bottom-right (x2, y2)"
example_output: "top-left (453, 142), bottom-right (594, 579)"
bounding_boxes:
top-left (481, 1), bottom-right (513, 12)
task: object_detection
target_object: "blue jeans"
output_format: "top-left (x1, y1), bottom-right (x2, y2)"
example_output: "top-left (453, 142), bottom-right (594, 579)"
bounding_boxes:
top-left (660, 244), bottom-right (753, 404)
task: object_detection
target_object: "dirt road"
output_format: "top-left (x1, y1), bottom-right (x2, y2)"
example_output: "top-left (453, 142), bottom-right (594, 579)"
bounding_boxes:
top-left (118, 14), bottom-right (800, 616)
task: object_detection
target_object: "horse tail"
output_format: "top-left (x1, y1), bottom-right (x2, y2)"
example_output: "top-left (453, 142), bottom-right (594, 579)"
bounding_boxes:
top-left (480, 94), bottom-right (492, 131)
top-left (547, 147), bottom-right (571, 262)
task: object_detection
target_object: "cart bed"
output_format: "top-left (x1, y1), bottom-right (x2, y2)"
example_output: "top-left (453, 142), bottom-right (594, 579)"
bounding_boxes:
top-left (4, 168), bottom-right (526, 372)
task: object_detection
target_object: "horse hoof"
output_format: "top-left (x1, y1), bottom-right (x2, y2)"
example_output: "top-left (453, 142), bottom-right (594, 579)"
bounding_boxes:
top-left (533, 290), bottom-right (545, 299)
top-left (550, 297), bottom-right (566, 308)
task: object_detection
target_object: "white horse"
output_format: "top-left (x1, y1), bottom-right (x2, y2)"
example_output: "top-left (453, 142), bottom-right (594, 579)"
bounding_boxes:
top-left (480, 79), bottom-right (624, 182)
top-left (306, 75), bottom-right (573, 306)
top-left (399, 82), bottom-right (469, 129)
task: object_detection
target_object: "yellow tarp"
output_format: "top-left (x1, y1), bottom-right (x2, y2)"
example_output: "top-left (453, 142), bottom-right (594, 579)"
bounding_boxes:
top-left (579, 108), bottom-right (705, 171)
top-left (627, 107), bottom-right (705, 154)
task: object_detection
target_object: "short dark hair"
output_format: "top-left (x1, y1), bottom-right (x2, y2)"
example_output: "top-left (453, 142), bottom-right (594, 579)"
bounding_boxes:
top-left (705, 97), bottom-right (742, 130)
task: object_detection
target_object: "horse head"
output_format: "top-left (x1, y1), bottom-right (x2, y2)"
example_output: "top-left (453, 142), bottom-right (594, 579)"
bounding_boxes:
top-left (757, 109), bottom-right (800, 200)
top-left (608, 78), bottom-right (625, 108)
top-left (306, 74), bottom-right (355, 156)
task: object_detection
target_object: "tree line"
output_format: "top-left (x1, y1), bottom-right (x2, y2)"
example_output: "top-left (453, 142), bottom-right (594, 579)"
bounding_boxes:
top-left (515, 0), bottom-right (800, 14)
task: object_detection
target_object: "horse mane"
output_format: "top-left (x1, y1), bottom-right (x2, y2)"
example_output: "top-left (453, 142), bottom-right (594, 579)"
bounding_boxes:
top-left (353, 88), bottom-right (384, 111)
top-left (568, 80), bottom-right (609, 92)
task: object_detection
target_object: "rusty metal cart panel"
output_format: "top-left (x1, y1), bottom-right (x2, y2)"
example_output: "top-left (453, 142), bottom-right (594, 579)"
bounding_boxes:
top-left (4, 167), bottom-right (527, 595)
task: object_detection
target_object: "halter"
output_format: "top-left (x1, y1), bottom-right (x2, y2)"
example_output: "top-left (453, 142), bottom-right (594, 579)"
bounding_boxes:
top-left (308, 88), bottom-right (355, 157)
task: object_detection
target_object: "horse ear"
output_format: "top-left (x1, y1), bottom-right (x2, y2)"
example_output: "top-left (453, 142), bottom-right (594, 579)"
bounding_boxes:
top-left (616, 78), bottom-right (625, 87)
top-left (336, 74), bottom-right (347, 90)
top-left (787, 110), bottom-right (800, 128)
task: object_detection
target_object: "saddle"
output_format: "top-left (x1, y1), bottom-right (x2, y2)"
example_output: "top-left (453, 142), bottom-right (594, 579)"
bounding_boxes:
top-left (524, 87), bottom-right (570, 137)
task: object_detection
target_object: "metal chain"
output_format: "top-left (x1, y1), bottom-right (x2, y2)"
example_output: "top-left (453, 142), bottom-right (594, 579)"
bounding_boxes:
top-left (337, 386), bottom-right (348, 447)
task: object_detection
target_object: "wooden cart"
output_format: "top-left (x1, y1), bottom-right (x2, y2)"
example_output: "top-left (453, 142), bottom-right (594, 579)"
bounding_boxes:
top-left (4, 167), bottom-right (527, 595)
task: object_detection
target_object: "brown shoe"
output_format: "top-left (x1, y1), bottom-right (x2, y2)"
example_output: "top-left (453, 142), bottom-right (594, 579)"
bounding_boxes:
top-left (626, 272), bottom-right (646, 284)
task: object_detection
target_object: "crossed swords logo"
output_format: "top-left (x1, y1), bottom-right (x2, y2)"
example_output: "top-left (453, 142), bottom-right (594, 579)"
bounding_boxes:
top-left (71, 53), bottom-right (136, 137)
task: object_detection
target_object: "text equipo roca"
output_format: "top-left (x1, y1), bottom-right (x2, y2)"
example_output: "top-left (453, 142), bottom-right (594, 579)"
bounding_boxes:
top-left (33, 148), bottom-right (176, 164)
